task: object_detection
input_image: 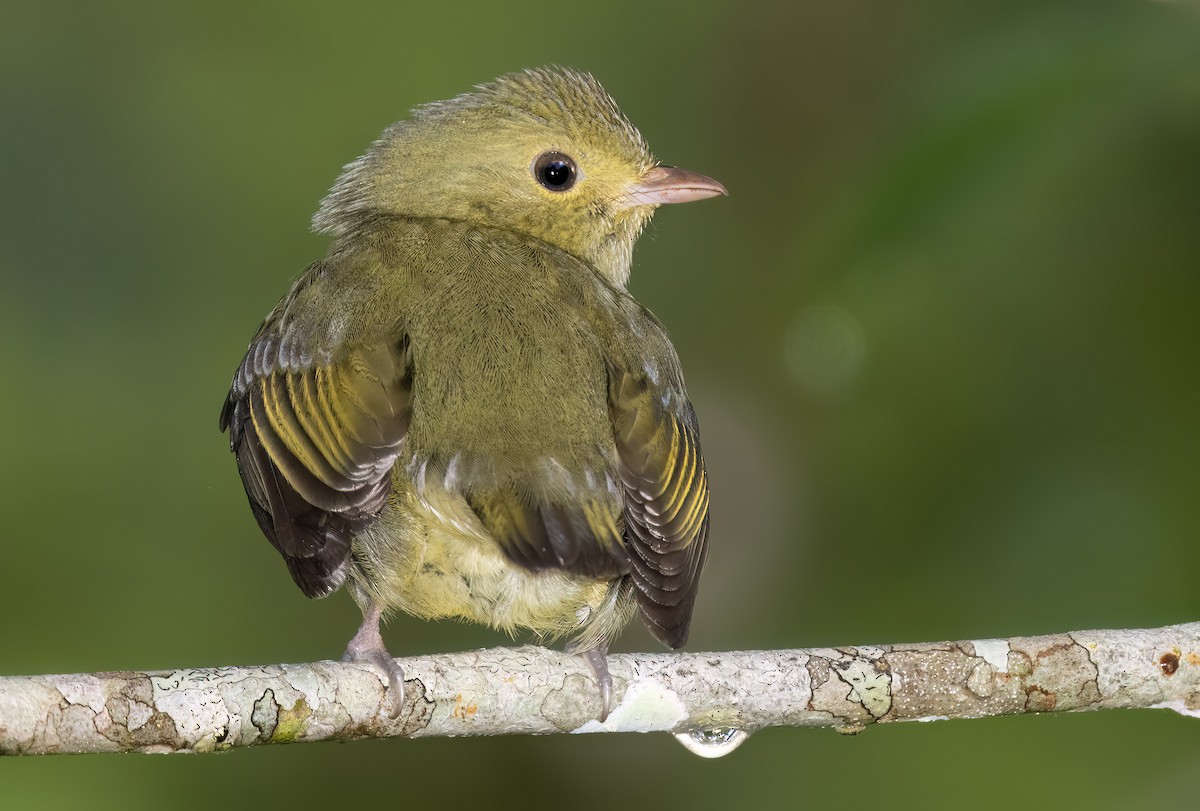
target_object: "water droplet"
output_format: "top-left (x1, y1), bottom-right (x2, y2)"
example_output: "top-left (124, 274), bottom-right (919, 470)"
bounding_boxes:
top-left (673, 727), bottom-right (750, 758)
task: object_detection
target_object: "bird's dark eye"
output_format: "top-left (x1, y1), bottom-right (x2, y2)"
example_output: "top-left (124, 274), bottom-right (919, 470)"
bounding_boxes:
top-left (533, 151), bottom-right (577, 192)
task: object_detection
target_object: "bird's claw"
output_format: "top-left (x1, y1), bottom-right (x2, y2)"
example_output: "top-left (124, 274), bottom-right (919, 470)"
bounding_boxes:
top-left (582, 648), bottom-right (614, 722)
top-left (343, 604), bottom-right (405, 718)
top-left (342, 647), bottom-right (405, 718)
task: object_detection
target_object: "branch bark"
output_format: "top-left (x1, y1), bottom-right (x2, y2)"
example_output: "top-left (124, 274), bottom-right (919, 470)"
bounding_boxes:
top-left (2, 621), bottom-right (1198, 756)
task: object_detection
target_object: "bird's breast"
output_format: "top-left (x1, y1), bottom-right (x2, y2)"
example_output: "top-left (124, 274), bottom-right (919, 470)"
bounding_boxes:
top-left (404, 264), bottom-right (613, 466)
top-left (344, 225), bottom-right (631, 635)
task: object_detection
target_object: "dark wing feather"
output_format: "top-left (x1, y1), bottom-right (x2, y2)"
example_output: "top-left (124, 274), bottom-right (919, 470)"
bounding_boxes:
top-left (610, 368), bottom-right (709, 648)
top-left (466, 490), bottom-right (630, 579)
top-left (220, 276), bottom-right (412, 598)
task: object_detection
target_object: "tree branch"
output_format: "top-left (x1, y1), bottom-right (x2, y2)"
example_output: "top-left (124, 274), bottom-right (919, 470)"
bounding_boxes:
top-left (2, 621), bottom-right (1197, 756)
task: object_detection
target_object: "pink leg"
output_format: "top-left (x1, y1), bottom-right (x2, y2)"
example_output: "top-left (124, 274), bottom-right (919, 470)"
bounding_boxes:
top-left (342, 602), bottom-right (404, 718)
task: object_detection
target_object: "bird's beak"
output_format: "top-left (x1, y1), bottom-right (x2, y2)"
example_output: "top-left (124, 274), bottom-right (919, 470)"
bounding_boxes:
top-left (615, 165), bottom-right (728, 210)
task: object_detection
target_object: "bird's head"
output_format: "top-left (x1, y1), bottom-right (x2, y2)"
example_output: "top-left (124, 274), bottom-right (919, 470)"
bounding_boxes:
top-left (313, 67), bottom-right (726, 287)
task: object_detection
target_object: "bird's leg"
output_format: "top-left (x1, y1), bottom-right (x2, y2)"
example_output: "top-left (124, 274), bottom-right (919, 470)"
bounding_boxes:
top-left (581, 647), bottom-right (614, 722)
top-left (342, 602), bottom-right (404, 718)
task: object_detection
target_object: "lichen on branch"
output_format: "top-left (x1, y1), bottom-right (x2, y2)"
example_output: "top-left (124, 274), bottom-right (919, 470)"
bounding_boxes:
top-left (2, 622), bottom-right (1197, 756)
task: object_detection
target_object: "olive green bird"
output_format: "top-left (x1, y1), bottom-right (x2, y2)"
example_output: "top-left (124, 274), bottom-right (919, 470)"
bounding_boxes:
top-left (219, 66), bottom-right (724, 717)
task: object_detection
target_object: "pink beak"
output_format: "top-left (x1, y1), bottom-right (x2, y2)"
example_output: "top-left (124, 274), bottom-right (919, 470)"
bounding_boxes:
top-left (616, 165), bottom-right (728, 209)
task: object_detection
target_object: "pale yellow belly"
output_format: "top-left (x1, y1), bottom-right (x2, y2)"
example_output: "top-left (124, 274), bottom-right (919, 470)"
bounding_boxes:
top-left (348, 487), bottom-right (620, 643)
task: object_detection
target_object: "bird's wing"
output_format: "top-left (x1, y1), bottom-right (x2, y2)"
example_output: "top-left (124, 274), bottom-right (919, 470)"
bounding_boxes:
top-left (608, 362), bottom-right (709, 649)
top-left (219, 263), bottom-right (412, 598)
top-left (464, 485), bottom-right (630, 580)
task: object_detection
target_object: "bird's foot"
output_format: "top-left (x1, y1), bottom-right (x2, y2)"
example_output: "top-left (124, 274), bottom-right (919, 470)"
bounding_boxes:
top-left (343, 603), bottom-right (404, 718)
top-left (581, 648), bottom-right (614, 721)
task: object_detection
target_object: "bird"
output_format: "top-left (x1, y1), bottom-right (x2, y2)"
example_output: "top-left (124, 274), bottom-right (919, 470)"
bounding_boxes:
top-left (219, 66), bottom-right (724, 719)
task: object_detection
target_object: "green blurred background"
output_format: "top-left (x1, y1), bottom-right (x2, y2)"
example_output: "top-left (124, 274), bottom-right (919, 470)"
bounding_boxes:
top-left (3, 0), bottom-right (1198, 807)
